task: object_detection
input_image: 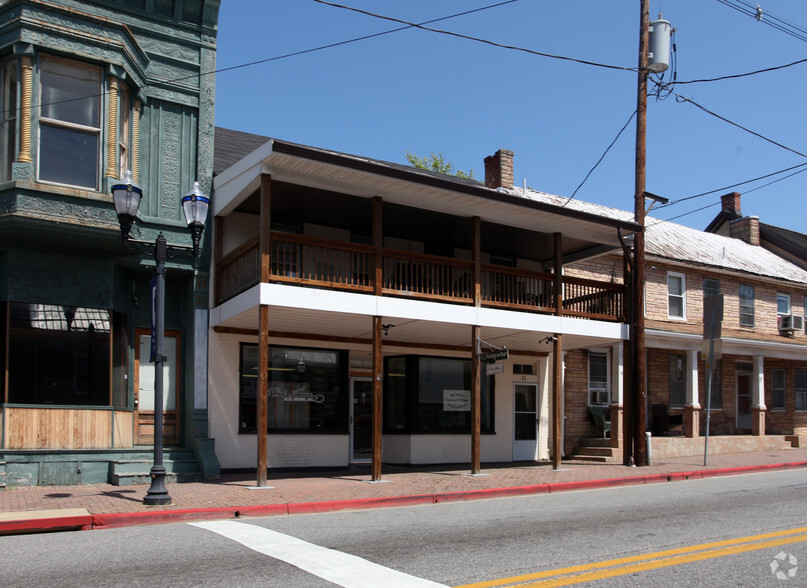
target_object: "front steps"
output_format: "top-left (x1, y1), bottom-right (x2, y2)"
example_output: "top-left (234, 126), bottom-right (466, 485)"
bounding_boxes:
top-left (572, 438), bottom-right (618, 462)
top-left (109, 447), bottom-right (203, 486)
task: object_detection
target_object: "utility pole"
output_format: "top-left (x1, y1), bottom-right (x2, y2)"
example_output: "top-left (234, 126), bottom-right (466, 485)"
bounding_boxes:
top-left (632, 0), bottom-right (650, 467)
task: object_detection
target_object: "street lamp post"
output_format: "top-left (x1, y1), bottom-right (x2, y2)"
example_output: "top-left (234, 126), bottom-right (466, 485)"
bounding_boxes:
top-left (111, 170), bottom-right (209, 506)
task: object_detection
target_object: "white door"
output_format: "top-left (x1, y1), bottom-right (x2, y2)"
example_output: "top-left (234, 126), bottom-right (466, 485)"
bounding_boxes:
top-left (350, 378), bottom-right (373, 462)
top-left (513, 383), bottom-right (538, 461)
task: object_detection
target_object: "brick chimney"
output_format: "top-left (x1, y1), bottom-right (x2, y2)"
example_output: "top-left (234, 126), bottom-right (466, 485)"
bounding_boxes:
top-left (729, 216), bottom-right (760, 246)
top-left (721, 192), bottom-right (742, 216)
top-left (484, 149), bottom-right (514, 190)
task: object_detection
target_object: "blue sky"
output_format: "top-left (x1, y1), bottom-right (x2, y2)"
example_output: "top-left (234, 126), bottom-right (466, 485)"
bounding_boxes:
top-left (215, 1), bottom-right (807, 232)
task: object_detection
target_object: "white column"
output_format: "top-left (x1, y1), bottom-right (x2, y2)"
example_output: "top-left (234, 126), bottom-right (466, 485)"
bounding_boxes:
top-left (611, 342), bottom-right (624, 405)
top-left (686, 349), bottom-right (700, 407)
top-left (753, 356), bottom-right (766, 408)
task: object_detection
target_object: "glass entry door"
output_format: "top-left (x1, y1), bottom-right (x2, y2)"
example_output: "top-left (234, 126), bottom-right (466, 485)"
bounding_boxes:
top-left (513, 383), bottom-right (538, 461)
top-left (135, 328), bottom-right (180, 446)
top-left (350, 378), bottom-right (374, 462)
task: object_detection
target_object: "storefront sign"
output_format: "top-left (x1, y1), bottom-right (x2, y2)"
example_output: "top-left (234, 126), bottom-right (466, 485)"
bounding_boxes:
top-left (486, 362), bottom-right (504, 375)
top-left (443, 389), bottom-right (471, 411)
top-left (479, 349), bottom-right (509, 363)
top-left (268, 383), bottom-right (325, 404)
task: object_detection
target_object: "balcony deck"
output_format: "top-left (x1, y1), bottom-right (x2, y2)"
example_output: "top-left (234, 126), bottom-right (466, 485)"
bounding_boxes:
top-left (215, 232), bottom-right (626, 322)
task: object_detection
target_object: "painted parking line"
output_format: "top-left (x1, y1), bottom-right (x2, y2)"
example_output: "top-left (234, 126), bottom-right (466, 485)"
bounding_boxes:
top-left (191, 519), bottom-right (447, 588)
top-left (454, 525), bottom-right (807, 588)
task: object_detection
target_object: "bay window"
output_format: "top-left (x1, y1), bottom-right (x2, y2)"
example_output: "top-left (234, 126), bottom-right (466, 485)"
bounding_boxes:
top-left (38, 56), bottom-right (101, 189)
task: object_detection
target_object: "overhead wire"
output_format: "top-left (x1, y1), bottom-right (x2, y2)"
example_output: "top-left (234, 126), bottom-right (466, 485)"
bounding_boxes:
top-left (0, 0), bottom-right (524, 121)
top-left (313, 0), bottom-right (637, 72)
top-left (564, 110), bottom-right (637, 205)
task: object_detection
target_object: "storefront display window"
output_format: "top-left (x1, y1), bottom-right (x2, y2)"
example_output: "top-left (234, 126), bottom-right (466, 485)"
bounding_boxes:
top-left (239, 344), bottom-right (348, 433)
top-left (5, 302), bottom-right (125, 406)
top-left (384, 355), bottom-right (494, 434)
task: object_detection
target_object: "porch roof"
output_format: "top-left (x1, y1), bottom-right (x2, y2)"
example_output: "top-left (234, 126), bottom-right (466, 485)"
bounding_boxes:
top-left (213, 128), bottom-right (642, 257)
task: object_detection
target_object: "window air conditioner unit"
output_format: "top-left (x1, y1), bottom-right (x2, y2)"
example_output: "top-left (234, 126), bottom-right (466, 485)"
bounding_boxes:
top-left (779, 315), bottom-right (804, 332)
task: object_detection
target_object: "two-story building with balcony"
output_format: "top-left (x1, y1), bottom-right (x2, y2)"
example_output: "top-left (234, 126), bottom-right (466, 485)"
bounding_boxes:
top-left (208, 129), bottom-right (641, 476)
top-left (538, 191), bottom-right (807, 459)
top-left (0, 0), bottom-right (220, 486)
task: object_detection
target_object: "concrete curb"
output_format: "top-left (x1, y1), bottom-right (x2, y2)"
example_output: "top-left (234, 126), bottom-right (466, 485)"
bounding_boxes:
top-left (3, 460), bottom-right (807, 535)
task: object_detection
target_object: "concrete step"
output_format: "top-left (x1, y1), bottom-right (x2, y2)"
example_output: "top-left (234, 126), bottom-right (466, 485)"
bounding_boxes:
top-left (572, 438), bottom-right (618, 462)
top-left (111, 459), bottom-right (200, 475)
top-left (110, 471), bottom-right (204, 486)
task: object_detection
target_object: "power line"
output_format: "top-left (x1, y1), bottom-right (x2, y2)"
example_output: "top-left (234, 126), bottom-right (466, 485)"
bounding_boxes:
top-left (673, 57), bottom-right (807, 85)
top-left (716, 0), bottom-right (807, 43)
top-left (650, 163), bottom-right (807, 225)
top-left (564, 109), bottom-right (637, 205)
top-left (672, 91), bottom-right (807, 159)
top-left (314, 0), bottom-right (637, 72)
top-left (0, 1), bottom-right (519, 120)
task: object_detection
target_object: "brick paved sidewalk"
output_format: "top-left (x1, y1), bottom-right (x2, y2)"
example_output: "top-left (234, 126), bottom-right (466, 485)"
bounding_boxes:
top-left (3, 448), bottom-right (807, 520)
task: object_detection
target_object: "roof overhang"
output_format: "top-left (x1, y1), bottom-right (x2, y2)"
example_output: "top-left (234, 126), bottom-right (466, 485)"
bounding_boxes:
top-left (213, 139), bottom-right (642, 252)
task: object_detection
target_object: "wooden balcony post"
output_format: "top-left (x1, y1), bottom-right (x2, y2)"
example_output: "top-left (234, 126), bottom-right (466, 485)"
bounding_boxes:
top-left (553, 233), bottom-right (562, 316)
top-left (373, 197), bottom-right (383, 296)
top-left (372, 315), bottom-right (383, 481)
top-left (472, 217), bottom-right (481, 307)
top-left (471, 324), bottom-right (481, 474)
top-left (260, 174), bottom-right (272, 282)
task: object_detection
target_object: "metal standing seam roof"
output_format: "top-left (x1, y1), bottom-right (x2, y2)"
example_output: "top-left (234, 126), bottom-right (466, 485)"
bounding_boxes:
top-left (513, 187), bottom-right (807, 285)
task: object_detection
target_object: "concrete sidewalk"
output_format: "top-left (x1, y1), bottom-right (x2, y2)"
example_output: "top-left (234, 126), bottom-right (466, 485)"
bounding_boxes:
top-left (3, 448), bottom-right (807, 534)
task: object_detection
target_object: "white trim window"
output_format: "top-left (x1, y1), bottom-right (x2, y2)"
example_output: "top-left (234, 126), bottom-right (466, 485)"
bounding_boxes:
top-left (777, 293), bottom-right (791, 317)
top-left (588, 351), bottom-right (609, 406)
top-left (667, 272), bottom-right (686, 320)
top-left (38, 55), bottom-right (101, 190)
top-left (739, 284), bottom-right (755, 328)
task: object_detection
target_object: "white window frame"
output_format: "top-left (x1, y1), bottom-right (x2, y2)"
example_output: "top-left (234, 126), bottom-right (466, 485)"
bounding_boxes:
top-left (667, 272), bottom-right (686, 320)
top-left (587, 350), bottom-right (610, 406)
top-left (777, 293), bottom-right (791, 316)
top-left (739, 284), bottom-right (755, 328)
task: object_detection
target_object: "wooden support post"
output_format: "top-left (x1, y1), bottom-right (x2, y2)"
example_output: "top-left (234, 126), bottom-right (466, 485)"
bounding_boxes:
top-left (553, 233), bottom-right (562, 316)
top-left (372, 315), bottom-right (383, 481)
top-left (256, 173), bottom-right (271, 487)
top-left (472, 217), bottom-right (481, 307)
top-left (552, 333), bottom-right (563, 470)
top-left (632, 1), bottom-right (649, 467)
top-left (373, 197), bottom-right (383, 296)
top-left (552, 233), bottom-right (563, 469)
top-left (471, 325), bottom-right (481, 474)
top-left (257, 305), bottom-right (269, 487)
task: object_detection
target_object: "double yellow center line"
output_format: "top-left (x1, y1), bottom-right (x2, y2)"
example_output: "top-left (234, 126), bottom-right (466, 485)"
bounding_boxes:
top-left (454, 525), bottom-right (807, 587)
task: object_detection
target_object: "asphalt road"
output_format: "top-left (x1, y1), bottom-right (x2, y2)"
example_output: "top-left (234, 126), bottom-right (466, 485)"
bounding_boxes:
top-left (2, 469), bottom-right (807, 587)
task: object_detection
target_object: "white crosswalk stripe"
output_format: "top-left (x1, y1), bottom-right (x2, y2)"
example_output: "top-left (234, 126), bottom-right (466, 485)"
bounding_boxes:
top-left (190, 520), bottom-right (448, 588)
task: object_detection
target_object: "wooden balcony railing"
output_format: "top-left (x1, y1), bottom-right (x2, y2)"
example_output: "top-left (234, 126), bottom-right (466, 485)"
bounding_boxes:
top-left (382, 250), bottom-right (473, 303)
top-left (481, 265), bottom-right (555, 312)
top-left (215, 233), bottom-right (626, 322)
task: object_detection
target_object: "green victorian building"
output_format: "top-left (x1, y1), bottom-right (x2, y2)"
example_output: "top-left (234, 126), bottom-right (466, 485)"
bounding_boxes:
top-left (0, 0), bottom-right (220, 486)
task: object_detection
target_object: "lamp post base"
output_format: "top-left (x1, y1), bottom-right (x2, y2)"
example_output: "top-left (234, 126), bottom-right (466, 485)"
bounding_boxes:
top-left (143, 465), bottom-right (172, 506)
